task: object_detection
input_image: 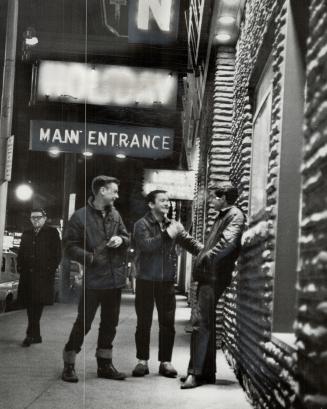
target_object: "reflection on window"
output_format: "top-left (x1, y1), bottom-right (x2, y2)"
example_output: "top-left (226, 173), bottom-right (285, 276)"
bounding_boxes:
top-left (249, 56), bottom-right (273, 216)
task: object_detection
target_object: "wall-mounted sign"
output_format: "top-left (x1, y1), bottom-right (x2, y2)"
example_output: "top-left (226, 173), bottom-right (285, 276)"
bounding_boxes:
top-left (30, 120), bottom-right (174, 159)
top-left (36, 61), bottom-right (178, 109)
top-left (128, 0), bottom-right (180, 44)
top-left (4, 135), bottom-right (14, 182)
top-left (143, 169), bottom-right (195, 200)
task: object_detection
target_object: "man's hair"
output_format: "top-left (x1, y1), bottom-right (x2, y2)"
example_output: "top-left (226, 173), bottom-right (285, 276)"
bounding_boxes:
top-left (146, 190), bottom-right (168, 204)
top-left (214, 183), bottom-right (239, 205)
top-left (31, 208), bottom-right (47, 216)
top-left (92, 175), bottom-right (120, 196)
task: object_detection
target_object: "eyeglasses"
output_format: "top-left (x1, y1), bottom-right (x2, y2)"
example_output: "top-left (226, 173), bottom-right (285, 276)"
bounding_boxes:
top-left (30, 216), bottom-right (44, 220)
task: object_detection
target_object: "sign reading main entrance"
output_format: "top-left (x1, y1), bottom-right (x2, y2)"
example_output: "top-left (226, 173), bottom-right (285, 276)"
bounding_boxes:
top-left (30, 120), bottom-right (174, 159)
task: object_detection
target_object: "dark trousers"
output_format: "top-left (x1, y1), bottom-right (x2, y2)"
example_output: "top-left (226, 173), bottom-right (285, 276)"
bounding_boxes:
top-left (188, 272), bottom-right (231, 377)
top-left (26, 304), bottom-right (44, 338)
top-left (135, 279), bottom-right (176, 362)
top-left (65, 288), bottom-right (122, 353)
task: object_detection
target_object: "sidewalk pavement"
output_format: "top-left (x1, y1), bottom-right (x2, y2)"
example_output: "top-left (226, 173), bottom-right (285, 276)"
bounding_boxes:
top-left (0, 293), bottom-right (252, 409)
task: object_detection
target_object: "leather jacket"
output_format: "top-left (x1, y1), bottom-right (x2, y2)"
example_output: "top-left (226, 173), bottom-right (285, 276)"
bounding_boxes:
top-left (193, 206), bottom-right (245, 283)
top-left (133, 212), bottom-right (203, 282)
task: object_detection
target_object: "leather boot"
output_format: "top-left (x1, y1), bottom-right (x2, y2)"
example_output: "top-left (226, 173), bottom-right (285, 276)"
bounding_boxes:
top-left (97, 358), bottom-right (126, 380)
top-left (62, 362), bottom-right (78, 383)
top-left (62, 350), bottom-right (78, 383)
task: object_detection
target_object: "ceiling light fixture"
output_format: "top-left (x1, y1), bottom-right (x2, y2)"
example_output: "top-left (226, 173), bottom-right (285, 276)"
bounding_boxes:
top-left (216, 33), bottom-right (232, 42)
top-left (218, 16), bottom-right (236, 25)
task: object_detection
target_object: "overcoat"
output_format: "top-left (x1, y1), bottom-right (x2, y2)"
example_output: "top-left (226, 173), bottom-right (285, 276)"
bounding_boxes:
top-left (17, 225), bottom-right (61, 305)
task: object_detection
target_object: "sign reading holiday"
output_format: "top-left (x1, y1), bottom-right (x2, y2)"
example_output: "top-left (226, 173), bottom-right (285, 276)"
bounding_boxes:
top-left (30, 120), bottom-right (174, 158)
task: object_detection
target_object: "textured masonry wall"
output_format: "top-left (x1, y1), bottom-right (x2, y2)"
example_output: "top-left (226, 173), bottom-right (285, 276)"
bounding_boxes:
top-left (294, 1), bottom-right (327, 408)
top-left (210, 47), bottom-right (235, 348)
top-left (223, 1), bottom-right (298, 408)
top-left (190, 49), bottom-right (235, 341)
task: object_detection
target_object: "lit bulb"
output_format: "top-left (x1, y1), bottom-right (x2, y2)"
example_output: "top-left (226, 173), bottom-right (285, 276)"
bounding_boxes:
top-left (25, 37), bottom-right (38, 46)
top-left (48, 147), bottom-right (60, 157)
top-left (215, 33), bottom-right (232, 42)
top-left (218, 16), bottom-right (236, 25)
top-left (16, 184), bottom-right (33, 201)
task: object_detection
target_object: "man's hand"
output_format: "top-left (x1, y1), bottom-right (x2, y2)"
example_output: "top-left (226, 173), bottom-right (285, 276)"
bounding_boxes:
top-left (106, 236), bottom-right (123, 248)
top-left (166, 221), bottom-right (185, 239)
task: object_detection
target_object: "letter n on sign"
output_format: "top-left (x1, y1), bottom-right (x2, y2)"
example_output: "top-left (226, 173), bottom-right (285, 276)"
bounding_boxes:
top-left (128, 0), bottom-right (180, 44)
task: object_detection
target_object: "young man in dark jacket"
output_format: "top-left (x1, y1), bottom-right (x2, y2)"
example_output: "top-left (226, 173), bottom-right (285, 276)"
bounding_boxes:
top-left (61, 175), bottom-right (130, 383)
top-left (181, 183), bottom-right (245, 389)
top-left (17, 208), bottom-right (61, 347)
top-left (132, 190), bottom-right (203, 378)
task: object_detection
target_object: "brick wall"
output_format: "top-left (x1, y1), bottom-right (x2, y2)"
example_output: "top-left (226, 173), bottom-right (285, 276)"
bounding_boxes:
top-left (222, 1), bottom-right (298, 408)
top-left (295, 1), bottom-right (327, 408)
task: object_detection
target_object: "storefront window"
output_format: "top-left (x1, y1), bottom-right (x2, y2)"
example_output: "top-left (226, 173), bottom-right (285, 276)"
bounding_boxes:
top-left (249, 56), bottom-right (273, 216)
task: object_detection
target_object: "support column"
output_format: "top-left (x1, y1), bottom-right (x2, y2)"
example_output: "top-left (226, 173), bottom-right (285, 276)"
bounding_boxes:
top-left (0, 0), bottom-right (18, 264)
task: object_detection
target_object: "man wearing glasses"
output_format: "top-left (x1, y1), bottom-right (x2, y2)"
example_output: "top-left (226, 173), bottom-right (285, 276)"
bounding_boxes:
top-left (17, 208), bottom-right (61, 347)
top-left (181, 183), bottom-right (245, 389)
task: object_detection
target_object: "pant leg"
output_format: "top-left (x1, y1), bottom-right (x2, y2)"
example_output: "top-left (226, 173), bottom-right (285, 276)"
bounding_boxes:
top-left (188, 273), bottom-right (232, 377)
top-left (188, 283), bottom-right (215, 376)
top-left (135, 279), bottom-right (155, 360)
top-left (26, 304), bottom-right (44, 338)
top-left (201, 273), bottom-right (232, 377)
top-left (64, 288), bottom-right (99, 353)
top-left (97, 288), bottom-right (122, 353)
top-left (155, 281), bottom-right (176, 362)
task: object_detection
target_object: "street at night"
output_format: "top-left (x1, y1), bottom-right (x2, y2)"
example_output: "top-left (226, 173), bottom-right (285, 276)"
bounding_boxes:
top-left (1, 0), bottom-right (327, 408)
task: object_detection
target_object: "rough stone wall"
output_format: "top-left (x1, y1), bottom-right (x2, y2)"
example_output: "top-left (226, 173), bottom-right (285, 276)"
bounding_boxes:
top-left (294, 1), bottom-right (327, 408)
top-left (223, 1), bottom-right (298, 408)
top-left (188, 77), bottom-right (213, 310)
top-left (190, 48), bottom-right (235, 337)
top-left (209, 47), bottom-right (235, 348)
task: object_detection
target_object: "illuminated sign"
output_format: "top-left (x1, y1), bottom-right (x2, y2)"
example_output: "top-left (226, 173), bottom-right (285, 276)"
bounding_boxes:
top-left (143, 169), bottom-right (195, 200)
top-left (36, 61), bottom-right (178, 109)
top-left (128, 0), bottom-right (180, 44)
top-left (30, 120), bottom-right (174, 159)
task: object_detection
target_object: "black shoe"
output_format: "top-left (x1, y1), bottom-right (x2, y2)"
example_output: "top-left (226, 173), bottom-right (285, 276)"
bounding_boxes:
top-left (132, 363), bottom-right (149, 377)
top-left (181, 374), bottom-right (201, 389)
top-left (22, 337), bottom-right (33, 347)
top-left (97, 359), bottom-right (126, 380)
top-left (62, 363), bottom-right (79, 383)
top-left (159, 362), bottom-right (178, 378)
top-left (180, 374), bottom-right (215, 384)
top-left (22, 336), bottom-right (42, 347)
top-left (31, 336), bottom-right (42, 344)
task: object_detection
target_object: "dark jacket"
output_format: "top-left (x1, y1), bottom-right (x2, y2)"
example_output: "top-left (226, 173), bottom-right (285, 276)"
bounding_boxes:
top-left (63, 198), bottom-right (130, 289)
top-left (17, 225), bottom-right (61, 306)
top-left (193, 206), bottom-right (245, 283)
top-left (133, 212), bottom-right (203, 282)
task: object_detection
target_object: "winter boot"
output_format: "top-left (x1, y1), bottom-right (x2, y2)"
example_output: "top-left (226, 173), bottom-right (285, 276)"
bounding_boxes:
top-left (62, 350), bottom-right (78, 383)
top-left (96, 349), bottom-right (126, 380)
